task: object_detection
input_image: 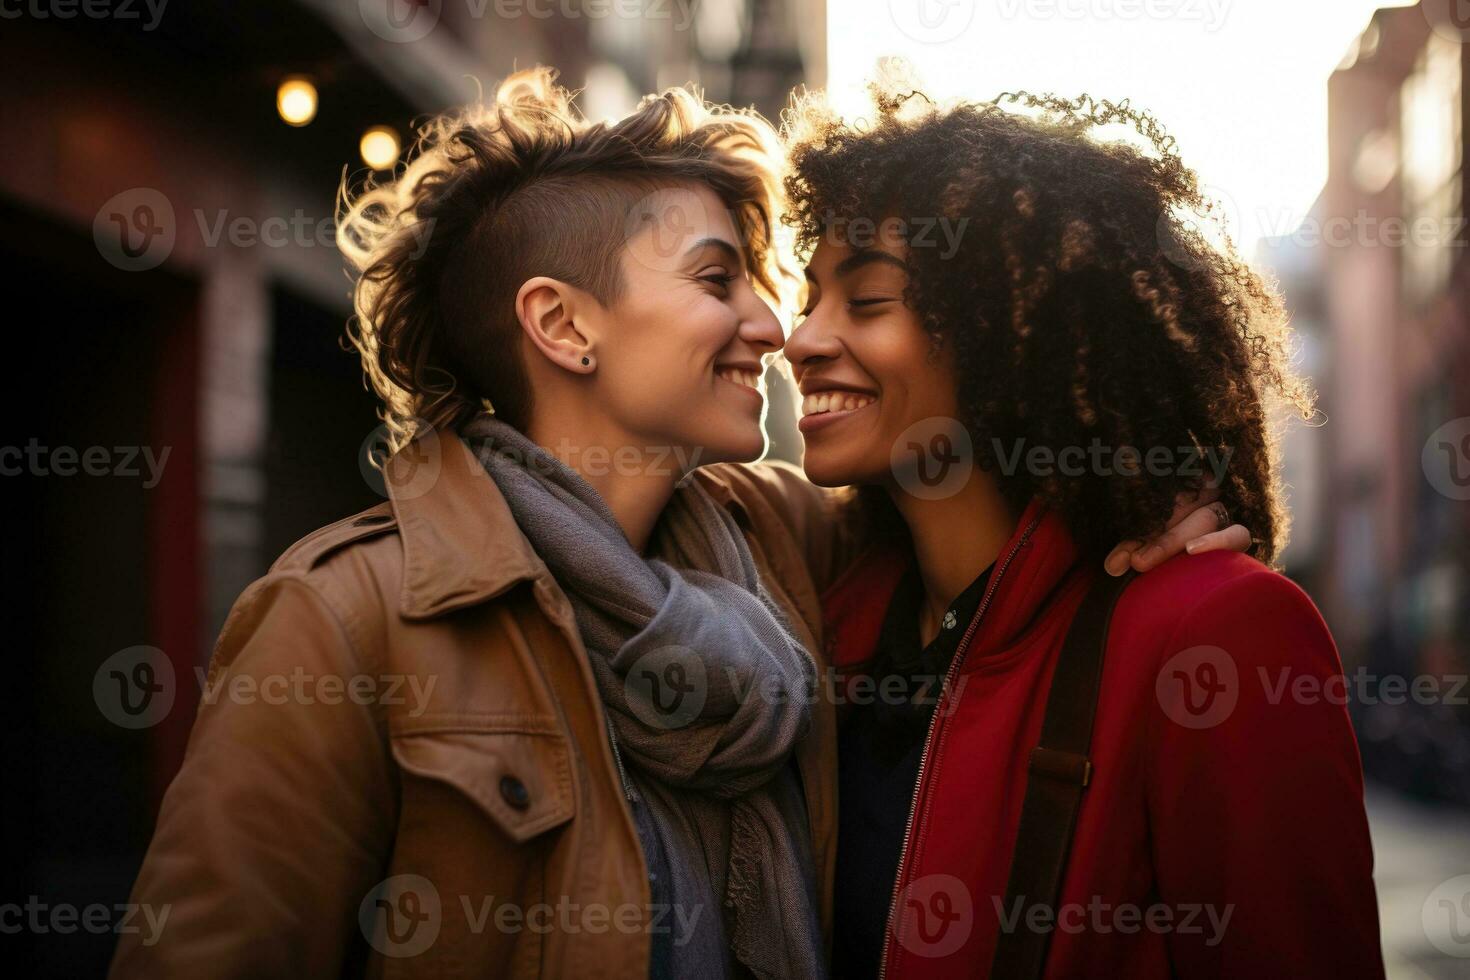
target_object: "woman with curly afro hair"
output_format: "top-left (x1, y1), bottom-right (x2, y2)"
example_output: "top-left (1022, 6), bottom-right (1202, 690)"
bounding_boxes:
top-left (784, 81), bottom-right (1384, 979)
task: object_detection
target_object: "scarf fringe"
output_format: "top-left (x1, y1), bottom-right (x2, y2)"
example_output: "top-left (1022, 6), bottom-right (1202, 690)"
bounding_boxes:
top-left (725, 801), bottom-right (776, 980)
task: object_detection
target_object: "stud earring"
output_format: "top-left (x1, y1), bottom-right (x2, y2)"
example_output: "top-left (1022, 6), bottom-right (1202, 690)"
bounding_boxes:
top-left (581, 356), bottom-right (591, 367)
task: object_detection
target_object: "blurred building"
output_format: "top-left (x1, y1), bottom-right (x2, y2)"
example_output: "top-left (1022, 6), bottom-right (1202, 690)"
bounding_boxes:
top-left (1261, 0), bottom-right (1469, 805)
top-left (0, 2), bottom-right (823, 974)
top-left (1256, 195), bottom-right (1329, 583)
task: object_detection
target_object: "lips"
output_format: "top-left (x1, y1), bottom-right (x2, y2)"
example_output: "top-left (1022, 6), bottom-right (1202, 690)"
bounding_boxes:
top-left (797, 383), bottom-right (878, 435)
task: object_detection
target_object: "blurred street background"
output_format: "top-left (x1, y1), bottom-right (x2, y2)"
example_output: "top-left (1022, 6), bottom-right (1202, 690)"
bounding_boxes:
top-left (1, 0), bottom-right (1466, 975)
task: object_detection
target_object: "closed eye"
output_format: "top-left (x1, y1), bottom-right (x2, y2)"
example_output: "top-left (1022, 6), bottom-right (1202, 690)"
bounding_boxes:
top-left (697, 266), bottom-right (737, 291)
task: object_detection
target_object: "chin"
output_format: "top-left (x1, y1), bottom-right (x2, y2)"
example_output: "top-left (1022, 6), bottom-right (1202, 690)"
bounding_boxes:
top-left (799, 449), bottom-right (859, 488)
top-left (693, 422), bottom-right (767, 467)
top-left (805, 446), bottom-right (882, 487)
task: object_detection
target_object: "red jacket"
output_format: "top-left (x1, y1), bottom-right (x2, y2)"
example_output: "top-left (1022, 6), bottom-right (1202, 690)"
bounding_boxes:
top-left (823, 499), bottom-right (1384, 979)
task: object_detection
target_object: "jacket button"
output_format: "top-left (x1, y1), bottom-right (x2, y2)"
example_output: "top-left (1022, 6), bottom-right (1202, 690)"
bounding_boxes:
top-left (499, 775), bottom-right (531, 810)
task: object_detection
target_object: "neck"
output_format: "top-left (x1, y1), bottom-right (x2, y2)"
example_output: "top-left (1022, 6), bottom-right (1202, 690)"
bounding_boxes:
top-left (887, 470), bottom-right (1016, 645)
top-left (524, 411), bottom-right (684, 554)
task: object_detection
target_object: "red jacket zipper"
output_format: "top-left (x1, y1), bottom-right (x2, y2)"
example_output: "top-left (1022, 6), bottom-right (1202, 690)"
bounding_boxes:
top-left (876, 516), bottom-right (1041, 979)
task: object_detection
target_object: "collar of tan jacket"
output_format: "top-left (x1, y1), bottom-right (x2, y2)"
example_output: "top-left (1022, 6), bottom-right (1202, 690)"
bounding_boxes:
top-left (383, 428), bottom-right (750, 621)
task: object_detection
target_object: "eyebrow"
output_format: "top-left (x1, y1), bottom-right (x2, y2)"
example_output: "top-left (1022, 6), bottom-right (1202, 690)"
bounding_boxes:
top-left (804, 248), bottom-right (910, 282)
top-left (685, 237), bottom-right (743, 265)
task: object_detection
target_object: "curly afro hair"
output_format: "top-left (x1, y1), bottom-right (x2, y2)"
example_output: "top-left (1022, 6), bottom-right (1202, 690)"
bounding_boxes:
top-left (783, 80), bottom-right (1315, 564)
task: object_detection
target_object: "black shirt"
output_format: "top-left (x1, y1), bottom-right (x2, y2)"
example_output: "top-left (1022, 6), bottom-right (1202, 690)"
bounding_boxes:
top-left (831, 561), bottom-right (994, 980)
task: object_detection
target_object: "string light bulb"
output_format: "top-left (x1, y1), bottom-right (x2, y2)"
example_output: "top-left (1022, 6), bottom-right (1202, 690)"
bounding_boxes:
top-left (276, 77), bottom-right (317, 127)
top-left (360, 126), bottom-right (401, 171)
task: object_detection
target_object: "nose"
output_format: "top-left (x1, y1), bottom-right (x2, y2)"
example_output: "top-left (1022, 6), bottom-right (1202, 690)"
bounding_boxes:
top-left (782, 306), bottom-right (841, 376)
top-left (738, 291), bottom-right (785, 355)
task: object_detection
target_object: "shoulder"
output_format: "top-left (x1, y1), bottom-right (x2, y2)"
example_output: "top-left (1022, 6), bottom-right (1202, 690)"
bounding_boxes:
top-left (1107, 551), bottom-right (1345, 739)
top-left (1116, 550), bottom-right (1327, 648)
top-left (269, 501), bottom-right (402, 577)
top-left (1107, 551), bottom-right (1339, 705)
top-left (268, 501), bottom-right (407, 603)
top-left (215, 503), bottom-right (407, 672)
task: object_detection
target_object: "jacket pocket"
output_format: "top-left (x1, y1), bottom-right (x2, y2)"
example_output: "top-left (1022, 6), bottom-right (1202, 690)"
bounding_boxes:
top-left (389, 726), bottom-right (575, 843)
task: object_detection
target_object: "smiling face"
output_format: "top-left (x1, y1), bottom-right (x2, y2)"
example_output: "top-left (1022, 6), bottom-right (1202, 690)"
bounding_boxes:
top-left (584, 183), bottom-right (783, 466)
top-left (784, 224), bottom-right (962, 487)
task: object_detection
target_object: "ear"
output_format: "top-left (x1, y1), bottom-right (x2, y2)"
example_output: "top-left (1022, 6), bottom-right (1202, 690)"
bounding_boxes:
top-left (515, 276), bottom-right (597, 374)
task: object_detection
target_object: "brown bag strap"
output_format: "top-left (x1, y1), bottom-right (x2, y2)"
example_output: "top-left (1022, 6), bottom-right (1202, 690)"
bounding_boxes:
top-left (990, 569), bottom-right (1135, 979)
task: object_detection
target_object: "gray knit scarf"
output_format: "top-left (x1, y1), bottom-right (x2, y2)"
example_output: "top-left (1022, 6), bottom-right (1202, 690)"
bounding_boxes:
top-left (462, 416), bottom-right (825, 980)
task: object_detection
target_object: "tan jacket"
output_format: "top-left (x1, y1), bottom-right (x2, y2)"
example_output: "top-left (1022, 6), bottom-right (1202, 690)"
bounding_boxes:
top-left (110, 431), bottom-right (859, 980)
